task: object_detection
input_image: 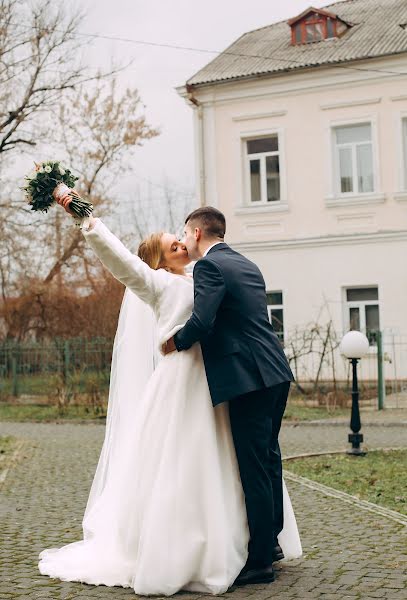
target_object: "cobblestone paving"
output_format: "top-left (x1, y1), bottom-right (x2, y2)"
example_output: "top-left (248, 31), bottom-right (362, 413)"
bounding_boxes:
top-left (0, 421), bottom-right (406, 600)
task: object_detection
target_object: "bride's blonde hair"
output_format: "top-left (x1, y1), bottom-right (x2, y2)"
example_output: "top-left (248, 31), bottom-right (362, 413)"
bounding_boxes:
top-left (138, 232), bottom-right (164, 270)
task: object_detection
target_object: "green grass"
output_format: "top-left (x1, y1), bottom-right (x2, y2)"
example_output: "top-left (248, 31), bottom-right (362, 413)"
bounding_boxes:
top-left (0, 370), bottom-right (109, 397)
top-left (0, 435), bottom-right (19, 477)
top-left (0, 400), bottom-right (348, 423)
top-left (0, 401), bottom-right (347, 423)
top-left (0, 435), bottom-right (17, 454)
top-left (0, 371), bottom-right (363, 424)
top-left (286, 449), bottom-right (407, 515)
top-left (284, 404), bottom-right (349, 422)
top-left (0, 403), bottom-right (107, 422)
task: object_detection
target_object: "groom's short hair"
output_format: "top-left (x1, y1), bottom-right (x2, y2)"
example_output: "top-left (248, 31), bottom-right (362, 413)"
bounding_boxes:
top-left (185, 207), bottom-right (226, 239)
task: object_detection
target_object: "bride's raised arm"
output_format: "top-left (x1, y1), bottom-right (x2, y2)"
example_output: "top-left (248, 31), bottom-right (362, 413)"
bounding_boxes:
top-left (82, 217), bottom-right (168, 306)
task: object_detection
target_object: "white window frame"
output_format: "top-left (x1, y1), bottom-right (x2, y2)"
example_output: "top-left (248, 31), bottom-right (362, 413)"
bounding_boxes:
top-left (248, 146), bottom-right (279, 204)
top-left (237, 128), bottom-right (288, 213)
top-left (393, 110), bottom-right (407, 202)
top-left (343, 285), bottom-right (380, 347)
top-left (325, 116), bottom-right (384, 207)
top-left (266, 290), bottom-right (285, 343)
top-left (334, 122), bottom-right (374, 195)
top-left (395, 111), bottom-right (407, 200)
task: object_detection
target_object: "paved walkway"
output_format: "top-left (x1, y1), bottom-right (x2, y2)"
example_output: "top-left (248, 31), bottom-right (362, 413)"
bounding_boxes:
top-left (304, 407), bottom-right (407, 427)
top-left (0, 421), bottom-right (406, 600)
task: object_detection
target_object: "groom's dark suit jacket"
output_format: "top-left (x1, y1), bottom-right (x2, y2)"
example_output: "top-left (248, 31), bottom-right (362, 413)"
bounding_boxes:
top-left (174, 243), bottom-right (294, 406)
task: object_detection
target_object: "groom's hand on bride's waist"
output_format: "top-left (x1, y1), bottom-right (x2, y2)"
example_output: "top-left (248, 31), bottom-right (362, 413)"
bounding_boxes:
top-left (162, 336), bottom-right (177, 355)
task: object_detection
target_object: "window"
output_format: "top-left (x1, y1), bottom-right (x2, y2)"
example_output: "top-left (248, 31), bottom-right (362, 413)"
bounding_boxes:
top-left (293, 13), bottom-right (325, 43)
top-left (267, 291), bottom-right (284, 343)
top-left (334, 124), bottom-right (374, 195)
top-left (345, 286), bottom-right (380, 345)
top-left (246, 136), bottom-right (280, 204)
top-left (304, 13), bottom-right (325, 42)
top-left (403, 118), bottom-right (407, 189)
top-left (289, 10), bottom-right (349, 45)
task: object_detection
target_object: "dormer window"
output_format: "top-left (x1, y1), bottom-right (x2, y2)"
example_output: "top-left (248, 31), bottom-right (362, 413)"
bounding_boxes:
top-left (289, 7), bottom-right (350, 45)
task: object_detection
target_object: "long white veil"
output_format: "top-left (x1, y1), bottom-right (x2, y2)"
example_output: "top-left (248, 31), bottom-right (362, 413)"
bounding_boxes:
top-left (83, 288), bottom-right (159, 535)
top-left (39, 289), bottom-right (161, 584)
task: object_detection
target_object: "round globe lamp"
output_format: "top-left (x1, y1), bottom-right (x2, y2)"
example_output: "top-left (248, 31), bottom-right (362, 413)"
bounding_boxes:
top-left (340, 331), bottom-right (369, 456)
top-left (340, 331), bottom-right (370, 359)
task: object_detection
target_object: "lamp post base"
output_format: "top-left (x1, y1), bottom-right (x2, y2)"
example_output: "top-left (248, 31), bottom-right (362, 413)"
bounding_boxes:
top-left (347, 448), bottom-right (367, 456)
top-left (347, 432), bottom-right (366, 456)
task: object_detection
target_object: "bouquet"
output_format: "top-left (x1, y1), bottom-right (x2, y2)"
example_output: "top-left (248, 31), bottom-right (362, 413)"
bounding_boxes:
top-left (23, 161), bottom-right (93, 219)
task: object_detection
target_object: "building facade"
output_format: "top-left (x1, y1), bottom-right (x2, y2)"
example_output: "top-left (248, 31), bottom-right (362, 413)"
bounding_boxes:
top-left (179, 0), bottom-right (407, 382)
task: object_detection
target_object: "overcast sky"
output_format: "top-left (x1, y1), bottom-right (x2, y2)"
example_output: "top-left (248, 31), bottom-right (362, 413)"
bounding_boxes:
top-left (78, 0), bottom-right (341, 197)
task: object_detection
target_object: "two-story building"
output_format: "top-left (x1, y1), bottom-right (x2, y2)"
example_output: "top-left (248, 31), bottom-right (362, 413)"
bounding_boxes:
top-left (178, 0), bottom-right (407, 382)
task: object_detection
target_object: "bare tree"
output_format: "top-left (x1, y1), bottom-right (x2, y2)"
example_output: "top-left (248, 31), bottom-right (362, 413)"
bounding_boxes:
top-left (41, 79), bottom-right (159, 286)
top-left (0, 0), bottom-right (109, 336)
top-left (0, 0), bottom-right (88, 158)
top-left (285, 317), bottom-right (341, 399)
top-left (124, 177), bottom-right (195, 244)
top-left (0, 0), bottom-right (192, 341)
top-left (0, 74), bottom-right (159, 339)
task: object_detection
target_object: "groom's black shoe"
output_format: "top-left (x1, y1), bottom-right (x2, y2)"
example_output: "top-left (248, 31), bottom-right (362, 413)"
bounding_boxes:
top-left (272, 543), bottom-right (284, 562)
top-left (234, 564), bottom-right (275, 586)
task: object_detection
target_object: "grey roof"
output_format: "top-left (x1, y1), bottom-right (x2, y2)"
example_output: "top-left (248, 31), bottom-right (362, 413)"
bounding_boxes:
top-left (187, 0), bottom-right (407, 87)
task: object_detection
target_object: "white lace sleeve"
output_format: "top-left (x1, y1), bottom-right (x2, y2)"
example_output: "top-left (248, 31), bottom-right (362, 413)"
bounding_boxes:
top-left (83, 219), bottom-right (169, 305)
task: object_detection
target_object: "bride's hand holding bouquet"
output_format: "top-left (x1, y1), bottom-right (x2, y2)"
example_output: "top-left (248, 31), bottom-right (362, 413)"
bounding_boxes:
top-left (23, 160), bottom-right (94, 227)
top-left (56, 188), bottom-right (96, 230)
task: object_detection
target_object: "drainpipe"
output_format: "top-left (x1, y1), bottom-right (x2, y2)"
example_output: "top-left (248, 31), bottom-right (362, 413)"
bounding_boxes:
top-left (186, 84), bottom-right (205, 206)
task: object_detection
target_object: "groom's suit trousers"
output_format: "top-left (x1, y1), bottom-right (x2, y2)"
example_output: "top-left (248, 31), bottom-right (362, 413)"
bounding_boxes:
top-left (229, 381), bottom-right (290, 568)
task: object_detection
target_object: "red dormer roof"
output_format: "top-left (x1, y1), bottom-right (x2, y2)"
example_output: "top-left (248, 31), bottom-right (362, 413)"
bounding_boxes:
top-left (287, 6), bottom-right (340, 26)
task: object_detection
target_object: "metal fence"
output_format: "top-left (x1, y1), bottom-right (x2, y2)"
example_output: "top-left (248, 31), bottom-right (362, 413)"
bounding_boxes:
top-left (0, 331), bottom-right (406, 409)
top-left (0, 337), bottom-right (113, 398)
top-left (285, 329), bottom-right (407, 409)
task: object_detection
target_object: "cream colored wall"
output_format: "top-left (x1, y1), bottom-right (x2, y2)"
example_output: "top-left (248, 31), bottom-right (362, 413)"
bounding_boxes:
top-left (242, 238), bottom-right (406, 333)
top-left (185, 56), bottom-right (407, 379)
top-left (208, 76), bottom-right (407, 244)
top-left (241, 237), bottom-right (407, 380)
top-left (183, 56), bottom-right (407, 238)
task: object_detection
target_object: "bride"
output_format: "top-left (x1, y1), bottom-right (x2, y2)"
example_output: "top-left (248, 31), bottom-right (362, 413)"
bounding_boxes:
top-left (39, 209), bottom-right (302, 596)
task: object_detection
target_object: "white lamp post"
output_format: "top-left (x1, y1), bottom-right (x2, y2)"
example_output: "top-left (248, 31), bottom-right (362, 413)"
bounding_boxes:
top-left (340, 331), bottom-right (369, 456)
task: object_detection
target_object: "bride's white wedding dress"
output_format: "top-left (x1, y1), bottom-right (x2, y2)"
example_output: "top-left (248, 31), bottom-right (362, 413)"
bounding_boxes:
top-left (39, 219), bottom-right (302, 596)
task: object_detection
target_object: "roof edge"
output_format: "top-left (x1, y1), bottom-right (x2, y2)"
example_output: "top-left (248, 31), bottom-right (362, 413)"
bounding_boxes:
top-left (185, 50), bottom-right (407, 92)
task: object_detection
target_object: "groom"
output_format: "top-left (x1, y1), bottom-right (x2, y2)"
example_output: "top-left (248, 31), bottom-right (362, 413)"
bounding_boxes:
top-left (164, 207), bottom-right (294, 585)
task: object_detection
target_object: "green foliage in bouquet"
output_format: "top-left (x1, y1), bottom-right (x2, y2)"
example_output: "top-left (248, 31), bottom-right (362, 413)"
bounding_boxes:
top-left (23, 161), bottom-right (93, 219)
top-left (23, 161), bottom-right (78, 213)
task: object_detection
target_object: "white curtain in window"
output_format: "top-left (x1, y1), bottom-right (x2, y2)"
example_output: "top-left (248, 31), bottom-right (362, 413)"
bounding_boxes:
top-left (339, 147), bottom-right (353, 193)
top-left (250, 159), bottom-right (261, 202)
top-left (266, 156), bottom-right (280, 202)
top-left (356, 144), bottom-right (374, 193)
